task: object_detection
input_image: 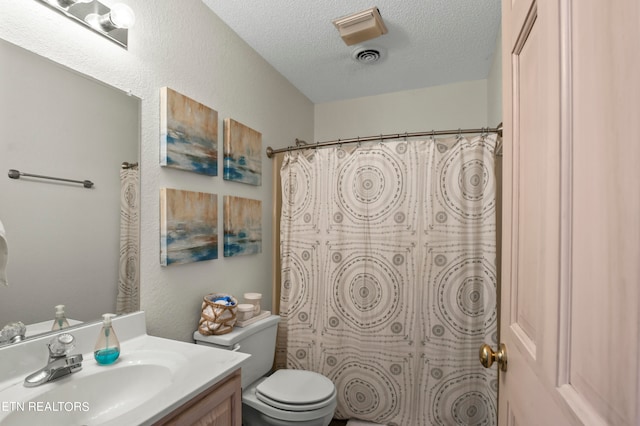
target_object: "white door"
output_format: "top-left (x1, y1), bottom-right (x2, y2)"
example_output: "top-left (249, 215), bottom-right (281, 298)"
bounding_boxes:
top-left (494, 0), bottom-right (640, 424)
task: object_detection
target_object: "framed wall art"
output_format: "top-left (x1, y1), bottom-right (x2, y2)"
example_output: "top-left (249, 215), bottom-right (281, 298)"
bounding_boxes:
top-left (223, 118), bottom-right (262, 185)
top-left (160, 87), bottom-right (218, 176)
top-left (160, 188), bottom-right (218, 266)
top-left (223, 195), bottom-right (262, 257)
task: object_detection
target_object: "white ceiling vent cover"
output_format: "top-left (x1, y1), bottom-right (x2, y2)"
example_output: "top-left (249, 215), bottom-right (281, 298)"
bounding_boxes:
top-left (352, 46), bottom-right (384, 64)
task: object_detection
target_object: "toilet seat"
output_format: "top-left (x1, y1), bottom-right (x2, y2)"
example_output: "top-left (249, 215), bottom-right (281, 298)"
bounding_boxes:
top-left (256, 370), bottom-right (336, 411)
top-left (242, 371), bottom-right (338, 423)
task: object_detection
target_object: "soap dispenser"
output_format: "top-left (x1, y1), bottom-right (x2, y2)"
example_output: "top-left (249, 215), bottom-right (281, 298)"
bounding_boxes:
top-left (94, 313), bottom-right (120, 365)
top-left (51, 304), bottom-right (70, 331)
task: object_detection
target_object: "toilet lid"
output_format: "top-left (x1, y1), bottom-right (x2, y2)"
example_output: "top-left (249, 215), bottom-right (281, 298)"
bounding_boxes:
top-left (255, 370), bottom-right (336, 411)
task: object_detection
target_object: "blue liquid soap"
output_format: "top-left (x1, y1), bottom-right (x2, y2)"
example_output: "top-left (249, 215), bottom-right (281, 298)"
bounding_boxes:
top-left (94, 313), bottom-right (120, 365)
top-left (51, 305), bottom-right (70, 331)
top-left (94, 347), bottom-right (120, 365)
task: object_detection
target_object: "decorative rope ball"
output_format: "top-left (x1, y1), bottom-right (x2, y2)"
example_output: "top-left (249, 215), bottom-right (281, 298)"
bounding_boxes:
top-left (198, 293), bottom-right (238, 335)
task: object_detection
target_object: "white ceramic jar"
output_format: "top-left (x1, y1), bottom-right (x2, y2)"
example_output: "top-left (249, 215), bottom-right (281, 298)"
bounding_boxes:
top-left (243, 293), bottom-right (262, 315)
top-left (237, 304), bottom-right (254, 321)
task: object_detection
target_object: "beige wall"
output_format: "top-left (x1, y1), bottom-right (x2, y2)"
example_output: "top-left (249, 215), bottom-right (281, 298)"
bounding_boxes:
top-left (0, 1), bottom-right (313, 342)
top-left (487, 28), bottom-right (503, 126)
top-left (314, 80), bottom-right (488, 142)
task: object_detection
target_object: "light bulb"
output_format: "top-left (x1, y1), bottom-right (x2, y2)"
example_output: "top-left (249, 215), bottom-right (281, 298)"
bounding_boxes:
top-left (85, 3), bottom-right (135, 32)
top-left (109, 3), bottom-right (135, 29)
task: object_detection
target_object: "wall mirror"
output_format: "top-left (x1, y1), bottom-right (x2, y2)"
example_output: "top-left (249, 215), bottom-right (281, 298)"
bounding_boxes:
top-left (0, 38), bottom-right (140, 342)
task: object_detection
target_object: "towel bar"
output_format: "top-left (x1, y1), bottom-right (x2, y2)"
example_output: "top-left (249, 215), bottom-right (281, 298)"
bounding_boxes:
top-left (8, 169), bottom-right (94, 189)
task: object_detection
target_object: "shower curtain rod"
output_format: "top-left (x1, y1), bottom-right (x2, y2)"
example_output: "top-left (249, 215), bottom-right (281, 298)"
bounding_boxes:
top-left (265, 123), bottom-right (502, 158)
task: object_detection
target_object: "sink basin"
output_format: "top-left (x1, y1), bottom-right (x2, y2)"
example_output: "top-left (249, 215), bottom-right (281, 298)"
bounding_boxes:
top-left (0, 349), bottom-right (183, 426)
top-left (0, 312), bottom-right (250, 426)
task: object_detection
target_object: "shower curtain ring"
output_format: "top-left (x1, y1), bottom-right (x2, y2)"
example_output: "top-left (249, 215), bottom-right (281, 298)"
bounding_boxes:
top-left (457, 128), bottom-right (462, 140)
top-left (357, 136), bottom-right (361, 148)
top-left (404, 132), bottom-right (408, 142)
top-left (431, 130), bottom-right (435, 141)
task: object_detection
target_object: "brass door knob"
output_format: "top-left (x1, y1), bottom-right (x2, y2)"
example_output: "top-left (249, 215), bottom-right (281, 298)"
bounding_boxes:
top-left (479, 343), bottom-right (508, 372)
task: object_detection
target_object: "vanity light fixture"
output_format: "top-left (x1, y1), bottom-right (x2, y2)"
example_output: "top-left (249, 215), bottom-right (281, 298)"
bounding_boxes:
top-left (34, 0), bottom-right (135, 49)
top-left (85, 3), bottom-right (135, 32)
top-left (45, 0), bottom-right (92, 10)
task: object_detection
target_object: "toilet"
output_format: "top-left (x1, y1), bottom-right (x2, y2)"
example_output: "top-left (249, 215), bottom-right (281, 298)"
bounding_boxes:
top-left (194, 315), bottom-right (337, 426)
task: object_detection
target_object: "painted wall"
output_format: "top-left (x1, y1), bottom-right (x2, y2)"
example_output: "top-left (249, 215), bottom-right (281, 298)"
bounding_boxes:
top-left (487, 28), bottom-right (503, 126)
top-left (314, 80), bottom-right (488, 142)
top-left (0, 1), bottom-right (314, 341)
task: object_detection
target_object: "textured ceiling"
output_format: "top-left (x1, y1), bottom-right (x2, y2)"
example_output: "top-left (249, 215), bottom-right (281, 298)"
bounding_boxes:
top-left (202, 0), bottom-right (501, 104)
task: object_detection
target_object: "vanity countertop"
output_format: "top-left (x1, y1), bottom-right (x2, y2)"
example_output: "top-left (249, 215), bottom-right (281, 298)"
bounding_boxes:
top-left (24, 318), bottom-right (83, 338)
top-left (0, 311), bottom-right (250, 425)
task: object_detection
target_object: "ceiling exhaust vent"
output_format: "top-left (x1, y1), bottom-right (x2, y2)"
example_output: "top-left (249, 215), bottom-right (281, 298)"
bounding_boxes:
top-left (333, 7), bottom-right (388, 46)
top-left (352, 46), bottom-right (384, 64)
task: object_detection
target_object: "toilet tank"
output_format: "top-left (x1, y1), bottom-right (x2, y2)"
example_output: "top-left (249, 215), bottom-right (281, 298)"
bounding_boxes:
top-left (193, 315), bottom-right (280, 388)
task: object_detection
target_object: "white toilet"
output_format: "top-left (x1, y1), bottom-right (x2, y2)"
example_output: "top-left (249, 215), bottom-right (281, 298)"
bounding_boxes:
top-left (194, 315), bottom-right (337, 426)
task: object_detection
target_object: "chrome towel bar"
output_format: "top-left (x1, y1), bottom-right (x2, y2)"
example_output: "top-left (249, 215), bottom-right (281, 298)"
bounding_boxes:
top-left (8, 169), bottom-right (94, 189)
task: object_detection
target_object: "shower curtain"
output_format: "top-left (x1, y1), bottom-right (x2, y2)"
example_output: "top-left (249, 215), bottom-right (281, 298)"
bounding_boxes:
top-left (116, 165), bottom-right (140, 314)
top-left (278, 135), bottom-right (498, 426)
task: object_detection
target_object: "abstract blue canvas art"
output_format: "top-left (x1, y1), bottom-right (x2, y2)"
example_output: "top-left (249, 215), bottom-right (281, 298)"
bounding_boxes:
top-left (160, 188), bottom-right (218, 266)
top-left (223, 196), bottom-right (262, 257)
top-left (223, 118), bottom-right (261, 185)
top-left (160, 87), bottom-right (218, 176)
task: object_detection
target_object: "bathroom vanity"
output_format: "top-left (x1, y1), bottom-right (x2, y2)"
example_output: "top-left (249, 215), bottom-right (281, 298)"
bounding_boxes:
top-left (0, 312), bottom-right (249, 425)
top-left (152, 368), bottom-right (242, 425)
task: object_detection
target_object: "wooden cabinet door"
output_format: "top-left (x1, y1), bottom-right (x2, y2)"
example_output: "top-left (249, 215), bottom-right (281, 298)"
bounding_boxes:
top-left (154, 369), bottom-right (242, 426)
top-left (499, 0), bottom-right (640, 424)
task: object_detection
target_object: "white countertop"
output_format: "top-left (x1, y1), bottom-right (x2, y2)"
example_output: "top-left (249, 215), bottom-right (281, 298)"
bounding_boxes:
top-left (0, 311), bottom-right (250, 425)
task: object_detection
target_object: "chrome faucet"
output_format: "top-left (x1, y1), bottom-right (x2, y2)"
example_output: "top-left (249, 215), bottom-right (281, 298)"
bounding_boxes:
top-left (0, 321), bottom-right (26, 345)
top-left (24, 333), bottom-right (83, 387)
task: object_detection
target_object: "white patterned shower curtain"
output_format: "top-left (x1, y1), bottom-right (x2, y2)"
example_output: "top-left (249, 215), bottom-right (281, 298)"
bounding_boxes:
top-left (278, 135), bottom-right (499, 426)
top-left (116, 165), bottom-right (140, 314)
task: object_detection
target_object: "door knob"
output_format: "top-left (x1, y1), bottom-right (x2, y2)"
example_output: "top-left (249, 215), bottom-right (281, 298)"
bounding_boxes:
top-left (479, 343), bottom-right (508, 372)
